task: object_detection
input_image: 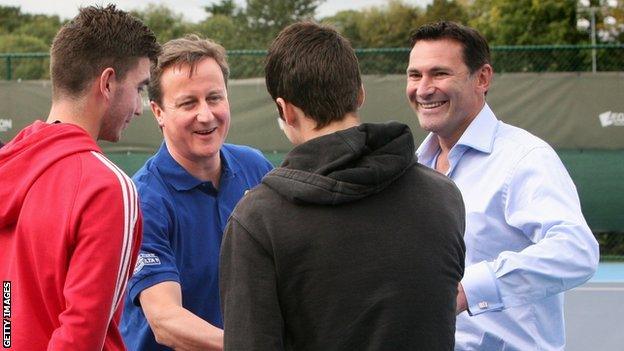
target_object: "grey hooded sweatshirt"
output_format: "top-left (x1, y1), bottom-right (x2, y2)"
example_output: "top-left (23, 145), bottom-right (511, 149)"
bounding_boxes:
top-left (220, 122), bottom-right (465, 351)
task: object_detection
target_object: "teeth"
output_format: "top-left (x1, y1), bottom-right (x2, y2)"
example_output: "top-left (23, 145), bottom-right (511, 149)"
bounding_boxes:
top-left (419, 101), bottom-right (445, 109)
top-left (196, 127), bottom-right (216, 135)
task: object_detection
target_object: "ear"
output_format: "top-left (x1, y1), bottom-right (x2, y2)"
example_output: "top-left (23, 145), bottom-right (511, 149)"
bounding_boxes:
top-left (475, 64), bottom-right (493, 94)
top-left (98, 67), bottom-right (116, 101)
top-left (357, 84), bottom-right (366, 109)
top-left (276, 97), bottom-right (300, 128)
top-left (150, 101), bottom-right (165, 127)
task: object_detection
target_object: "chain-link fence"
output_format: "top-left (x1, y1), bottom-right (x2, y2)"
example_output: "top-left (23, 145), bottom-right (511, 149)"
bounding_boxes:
top-left (2, 44), bottom-right (623, 80)
top-left (228, 44), bottom-right (624, 78)
top-left (597, 233), bottom-right (624, 262)
top-left (0, 53), bottom-right (50, 80)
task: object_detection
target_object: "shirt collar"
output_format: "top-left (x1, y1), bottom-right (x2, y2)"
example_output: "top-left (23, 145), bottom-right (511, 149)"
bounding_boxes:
top-left (455, 103), bottom-right (498, 154)
top-left (154, 142), bottom-right (239, 192)
top-left (415, 132), bottom-right (439, 165)
top-left (416, 103), bottom-right (498, 162)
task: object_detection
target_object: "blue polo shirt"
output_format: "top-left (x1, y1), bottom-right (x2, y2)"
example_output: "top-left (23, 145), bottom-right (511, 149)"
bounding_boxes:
top-left (120, 142), bottom-right (272, 351)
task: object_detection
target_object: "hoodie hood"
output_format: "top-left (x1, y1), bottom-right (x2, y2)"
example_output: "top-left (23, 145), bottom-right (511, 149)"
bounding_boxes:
top-left (262, 122), bottom-right (416, 205)
top-left (0, 121), bottom-right (100, 228)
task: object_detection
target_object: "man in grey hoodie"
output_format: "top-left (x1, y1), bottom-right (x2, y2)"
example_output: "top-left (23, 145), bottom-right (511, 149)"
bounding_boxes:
top-left (219, 21), bottom-right (466, 351)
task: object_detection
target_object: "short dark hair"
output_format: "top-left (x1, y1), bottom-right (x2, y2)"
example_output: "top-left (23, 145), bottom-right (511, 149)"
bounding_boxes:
top-left (50, 4), bottom-right (160, 99)
top-left (265, 21), bottom-right (362, 129)
top-left (149, 34), bottom-right (229, 107)
top-left (410, 21), bottom-right (490, 74)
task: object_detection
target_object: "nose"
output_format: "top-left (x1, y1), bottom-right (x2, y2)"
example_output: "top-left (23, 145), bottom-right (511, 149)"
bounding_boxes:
top-left (134, 94), bottom-right (144, 116)
top-left (416, 76), bottom-right (435, 99)
top-left (196, 101), bottom-right (214, 123)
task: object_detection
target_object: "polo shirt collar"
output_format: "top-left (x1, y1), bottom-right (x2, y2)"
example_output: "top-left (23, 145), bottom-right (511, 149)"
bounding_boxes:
top-left (154, 142), bottom-right (239, 192)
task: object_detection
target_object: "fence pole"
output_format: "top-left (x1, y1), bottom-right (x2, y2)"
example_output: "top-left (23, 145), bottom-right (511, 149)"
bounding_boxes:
top-left (5, 56), bottom-right (11, 81)
top-left (590, 7), bottom-right (597, 73)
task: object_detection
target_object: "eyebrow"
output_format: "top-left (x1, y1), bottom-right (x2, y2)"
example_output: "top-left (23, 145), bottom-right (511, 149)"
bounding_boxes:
top-left (140, 78), bottom-right (150, 87)
top-left (406, 66), bottom-right (452, 74)
top-left (174, 95), bottom-right (197, 103)
top-left (406, 68), bottom-right (420, 74)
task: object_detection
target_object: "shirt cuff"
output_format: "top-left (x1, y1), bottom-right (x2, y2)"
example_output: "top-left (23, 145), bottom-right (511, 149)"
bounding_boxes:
top-left (128, 271), bottom-right (180, 306)
top-left (462, 261), bottom-right (504, 315)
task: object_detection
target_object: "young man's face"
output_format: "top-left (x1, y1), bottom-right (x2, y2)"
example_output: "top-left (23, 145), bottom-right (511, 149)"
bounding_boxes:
top-left (406, 39), bottom-right (489, 140)
top-left (152, 57), bottom-right (230, 165)
top-left (100, 57), bottom-right (151, 142)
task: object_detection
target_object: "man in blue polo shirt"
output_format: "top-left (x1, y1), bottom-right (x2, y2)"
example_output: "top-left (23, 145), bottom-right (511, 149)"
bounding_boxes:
top-left (120, 35), bottom-right (272, 351)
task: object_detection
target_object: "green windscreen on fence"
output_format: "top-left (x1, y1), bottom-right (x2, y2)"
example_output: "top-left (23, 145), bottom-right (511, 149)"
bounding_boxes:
top-left (1, 73), bottom-right (623, 234)
top-left (2, 72), bottom-right (622, 151)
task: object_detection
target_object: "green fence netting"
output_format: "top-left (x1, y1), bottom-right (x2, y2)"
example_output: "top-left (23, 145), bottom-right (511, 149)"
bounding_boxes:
top-left (2, 44), bottom-right (623, 80)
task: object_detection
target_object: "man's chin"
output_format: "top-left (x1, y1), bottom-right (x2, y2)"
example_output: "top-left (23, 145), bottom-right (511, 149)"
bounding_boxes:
top-left (415, 117), bottom-right (442, 134)
top-left (97, 132), bottom-right (122, 143)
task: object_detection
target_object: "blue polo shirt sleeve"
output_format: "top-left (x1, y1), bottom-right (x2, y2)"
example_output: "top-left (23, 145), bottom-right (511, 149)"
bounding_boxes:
top-left (127, 199), bottom-right (181, 306)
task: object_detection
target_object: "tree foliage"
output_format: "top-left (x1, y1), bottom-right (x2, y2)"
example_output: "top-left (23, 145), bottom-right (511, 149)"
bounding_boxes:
top-left (424, 0), bottom-right (469, 24)
top-left (577, 0), bottom-right (624, 42)
top-left (469, 0), bottom-right (584, 45)
top-left (0, 34), bottom-right (49, 79)
top-left (0, 0), bottom-right (623, 80)
top-left (324, 0), bottom-right (425, 48)
top-left (130, 5), bottom-right (194, 43)
top-left (205, 0), bottom-right (238, 17)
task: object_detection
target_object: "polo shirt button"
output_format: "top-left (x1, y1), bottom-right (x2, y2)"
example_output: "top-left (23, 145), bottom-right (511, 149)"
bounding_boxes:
top-left (478, 301), bottom-right (489, 309)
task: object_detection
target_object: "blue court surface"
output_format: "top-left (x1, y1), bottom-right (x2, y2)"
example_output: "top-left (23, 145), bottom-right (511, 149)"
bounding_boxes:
top-left (590, 262), bottom-right (624, 282)
top-left (565, 262), bottom-right (624, 350)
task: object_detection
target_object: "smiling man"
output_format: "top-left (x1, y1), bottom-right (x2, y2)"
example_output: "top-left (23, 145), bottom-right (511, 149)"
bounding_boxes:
top-left (120, 35), bottom-right (273, 351)
top-left (407, 21), bottom-right (599, 350)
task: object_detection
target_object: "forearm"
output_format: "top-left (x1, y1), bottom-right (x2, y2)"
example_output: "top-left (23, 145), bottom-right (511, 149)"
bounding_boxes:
top-left (149, 305), bottom-right (223, 351)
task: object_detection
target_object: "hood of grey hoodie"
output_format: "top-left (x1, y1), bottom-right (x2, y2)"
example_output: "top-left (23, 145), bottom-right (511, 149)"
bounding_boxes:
top-left (262, 122), bottom-right (416, 205)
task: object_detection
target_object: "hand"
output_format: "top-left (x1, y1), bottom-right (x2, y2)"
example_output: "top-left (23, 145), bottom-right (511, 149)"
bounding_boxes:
top-left (456, 282), bottom-right (467, 314)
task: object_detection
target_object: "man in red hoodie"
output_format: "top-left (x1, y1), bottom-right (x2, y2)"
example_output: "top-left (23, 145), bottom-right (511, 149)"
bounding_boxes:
top-left (0, 5), bottom-right (160, 350)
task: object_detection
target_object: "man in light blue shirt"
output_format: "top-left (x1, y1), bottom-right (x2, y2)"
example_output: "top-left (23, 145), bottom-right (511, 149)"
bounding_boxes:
top-left (406, 21), bottom-right (599, 350)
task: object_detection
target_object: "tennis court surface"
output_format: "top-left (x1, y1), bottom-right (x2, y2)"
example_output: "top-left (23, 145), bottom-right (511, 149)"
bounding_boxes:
top-left (565, 263), bottom-right (624, 350)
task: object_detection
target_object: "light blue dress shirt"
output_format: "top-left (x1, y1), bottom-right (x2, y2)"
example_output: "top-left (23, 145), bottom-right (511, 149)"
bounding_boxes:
top-left (417, 104), bottom-right (599, 350)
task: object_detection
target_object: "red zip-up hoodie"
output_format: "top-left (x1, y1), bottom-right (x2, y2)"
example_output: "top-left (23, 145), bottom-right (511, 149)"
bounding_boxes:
top-left (0, 121), bottom-right (142, 350)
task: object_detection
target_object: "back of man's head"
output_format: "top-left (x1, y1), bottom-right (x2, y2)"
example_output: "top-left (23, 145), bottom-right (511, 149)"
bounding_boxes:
top-left (410, 21), bottom-right (490, 74)
top-left (265, 21), bottom-right (362, 129)
top-left (50, 4), bottom-right (160, 100)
